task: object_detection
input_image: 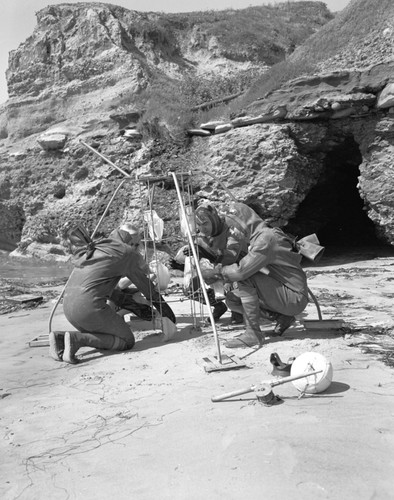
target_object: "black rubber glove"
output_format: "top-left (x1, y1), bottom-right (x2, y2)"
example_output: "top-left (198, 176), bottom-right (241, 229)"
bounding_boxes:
top-left (152, 297), bottom-right (176, 324)
top-left (168, 258), bottom-right (185, 271)
top-left (109, 288), bottom-right (125, 308)
top-left (110, 289), bottom-right (154, 320)
top-left (183, 245), bottom-right (216, 263)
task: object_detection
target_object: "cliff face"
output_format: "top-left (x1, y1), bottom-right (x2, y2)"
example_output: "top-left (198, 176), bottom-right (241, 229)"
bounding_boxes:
top-left (1, 2), bottom-right (332, 138)
top-left (1, 0), bottom-right (394, 259)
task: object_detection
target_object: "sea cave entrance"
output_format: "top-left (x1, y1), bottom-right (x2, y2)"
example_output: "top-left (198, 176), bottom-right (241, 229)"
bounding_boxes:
top-left (285, 136), bottom-right (383, 249)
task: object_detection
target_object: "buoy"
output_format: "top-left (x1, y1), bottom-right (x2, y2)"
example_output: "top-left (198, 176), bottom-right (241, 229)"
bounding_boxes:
top-left (290, 352), bottom-right (333, 394)
top-left (149, 260), bottom-right (171, 291)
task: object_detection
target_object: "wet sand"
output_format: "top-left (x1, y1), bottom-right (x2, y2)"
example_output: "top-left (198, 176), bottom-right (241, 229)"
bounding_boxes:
top-left (1, 250), bottom-right (394, 500)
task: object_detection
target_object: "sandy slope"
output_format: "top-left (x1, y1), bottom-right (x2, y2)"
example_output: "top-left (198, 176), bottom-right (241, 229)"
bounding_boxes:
top-left (1, 249), bottom-right (394, 500)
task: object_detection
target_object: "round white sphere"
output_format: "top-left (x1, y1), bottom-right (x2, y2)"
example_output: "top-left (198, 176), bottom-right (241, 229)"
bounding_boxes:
top-left (149, 260), bottom-right (171, 291)
top-left (290, 352), bottom-right (333, 394)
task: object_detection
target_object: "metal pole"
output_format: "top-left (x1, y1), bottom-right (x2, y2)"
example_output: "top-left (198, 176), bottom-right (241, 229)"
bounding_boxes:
top-left (171, 172), bottom-right (223, 363)
top-left (80, 140), bottom-right (132, 178)
top-left (307, 287), bottom-right (323, 321)
top-left (48, 175), bottom-right (131, 333)
top-left (211, 370), bottom-right (323, 402)
top-left (205, 171), bottom-right (237, 202)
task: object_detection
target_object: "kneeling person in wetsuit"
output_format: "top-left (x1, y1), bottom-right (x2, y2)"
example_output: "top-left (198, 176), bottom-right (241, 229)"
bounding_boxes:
top-left (50, 223), bottom-right (175, 364)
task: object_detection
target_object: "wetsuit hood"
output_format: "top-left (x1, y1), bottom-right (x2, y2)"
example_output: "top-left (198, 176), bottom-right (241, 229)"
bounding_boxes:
top-left (109, 228), bottom-right (138, 245)
top-left (222, 202), bottom-right (267, 244)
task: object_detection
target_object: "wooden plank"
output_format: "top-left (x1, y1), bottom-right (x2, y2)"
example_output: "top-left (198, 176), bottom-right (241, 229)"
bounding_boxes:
top-left (204, 354), bottom-right (247, 372)
top-left (29, 334), bottom-right (49, 347)
top-left (5, 294), bottom-right (43, 304)
top-left (303, 319), bottom-right (344, 330)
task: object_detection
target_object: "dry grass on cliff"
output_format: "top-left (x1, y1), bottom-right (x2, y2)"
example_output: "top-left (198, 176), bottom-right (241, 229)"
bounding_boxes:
top-left (132, 1), bottom-right (334, 139)
top-left (147, 0), bottom-right (392, 127)
top-left (165, 2), bottom-right (332, 65)
top-left (228, 0), bottom-right (394, 111)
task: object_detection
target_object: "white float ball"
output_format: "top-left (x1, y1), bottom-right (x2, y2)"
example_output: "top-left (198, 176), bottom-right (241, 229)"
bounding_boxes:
top-left (149, 260), bottom-right (171, 291)
top-left (290, 352), bottom-right (333, 394)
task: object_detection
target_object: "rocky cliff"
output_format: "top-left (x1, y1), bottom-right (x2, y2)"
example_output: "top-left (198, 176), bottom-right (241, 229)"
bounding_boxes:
top-left (1, 2), bottom-right (331, 140)
top-left (1, 0), bottom-right (394, 260)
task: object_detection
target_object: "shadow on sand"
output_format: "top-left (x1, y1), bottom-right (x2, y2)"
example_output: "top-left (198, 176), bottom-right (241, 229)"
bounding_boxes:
top-left (74, 314), bottom-right (210, 363)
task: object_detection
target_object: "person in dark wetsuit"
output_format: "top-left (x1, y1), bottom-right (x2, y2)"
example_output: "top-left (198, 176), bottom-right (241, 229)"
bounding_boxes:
top-left (201, 202), bottom-right (309, 348)
top-left (49, 223), bottom-right (175, 364)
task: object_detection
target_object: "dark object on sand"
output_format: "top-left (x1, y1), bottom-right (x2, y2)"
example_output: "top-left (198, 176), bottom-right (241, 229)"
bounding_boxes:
top-left (270, 352), bottom-right (295, 376)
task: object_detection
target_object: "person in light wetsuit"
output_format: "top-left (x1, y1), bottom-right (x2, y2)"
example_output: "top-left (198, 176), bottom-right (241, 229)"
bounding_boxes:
top-left (201, 202), bottom-right (309, 348)
top-left (50, 223), bottom-right (175, 364)
top-left (169, 204), bottom-right (246, 323)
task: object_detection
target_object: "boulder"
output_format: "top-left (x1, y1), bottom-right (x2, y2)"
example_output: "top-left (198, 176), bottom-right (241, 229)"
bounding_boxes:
top-left (377, 83), bottom-right (394, 109)
top-left (123, 129), bottom-right (142, 141)
top-left (200, 121), bottom-right (227, 131)
top-left (214, 124), bottom-right (233, 134)
top-left (37, 133), bottom-right (67, 151)
top-left (187, 129), bottom-right (211, 137)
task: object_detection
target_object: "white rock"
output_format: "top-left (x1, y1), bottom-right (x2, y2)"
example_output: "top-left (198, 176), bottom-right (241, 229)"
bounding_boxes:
top-left (377, 83), bottom-right (394, 109)
top-left (37, 133), bottom-right (67, 150)
top-left (200, 120), bottom-right (226, 130)
top-left (214, 123), bottom-right (233, 134)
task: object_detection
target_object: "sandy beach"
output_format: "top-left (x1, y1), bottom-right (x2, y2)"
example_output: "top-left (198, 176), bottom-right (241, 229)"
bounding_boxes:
top-left (1, 248), bottom-right (394, 500)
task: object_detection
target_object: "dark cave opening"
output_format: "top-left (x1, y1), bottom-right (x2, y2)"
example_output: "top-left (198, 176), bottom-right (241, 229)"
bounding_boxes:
top-left (284, 136), bottom-right (383, 248)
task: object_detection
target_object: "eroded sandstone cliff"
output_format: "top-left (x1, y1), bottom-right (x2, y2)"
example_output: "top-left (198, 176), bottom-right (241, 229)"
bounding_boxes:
top-left (1, 0), bottom-right (393, 260)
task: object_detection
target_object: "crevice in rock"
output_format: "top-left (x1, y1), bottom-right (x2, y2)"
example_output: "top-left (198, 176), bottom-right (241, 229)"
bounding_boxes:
top-left (284, 135), bottom-right (383, 248)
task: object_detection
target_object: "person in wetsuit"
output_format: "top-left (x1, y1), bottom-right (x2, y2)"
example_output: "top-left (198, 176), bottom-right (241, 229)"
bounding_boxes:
top-left (169, 204), bottom-right (246, 323)
top-left (49, 223), bottom-right (175, 364)
top-left (201, 202), bottom-right (309, 348)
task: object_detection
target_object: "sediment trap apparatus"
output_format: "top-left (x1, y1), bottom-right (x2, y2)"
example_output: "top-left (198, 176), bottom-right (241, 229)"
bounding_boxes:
top-left (41, 142), bottom-right (342, 370)
top-left (137, 170), bottom-right (246, 371)
top-left (43, 142), bottom-right (244, 371)
top-left (211, 352), bottom-right (333, 404)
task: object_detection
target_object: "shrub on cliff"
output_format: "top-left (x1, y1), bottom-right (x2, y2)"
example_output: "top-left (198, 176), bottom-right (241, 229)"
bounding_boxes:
top-left (236, 0), bottom-right (394, 109)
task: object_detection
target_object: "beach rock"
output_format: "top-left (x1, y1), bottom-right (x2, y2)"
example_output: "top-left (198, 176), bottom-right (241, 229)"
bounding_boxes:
top-left (37, 133), bottom-right (67, 151)
top-left (214, 124), bottom-right (233, 134)
top-left (200, 121), bottom-right (227, 131)
top-left (122, 129), bottom-right (142, 141)
top-left (377, 83), bottom-right (394, 109)
top-left (187, 129), bottom-right (211, 137)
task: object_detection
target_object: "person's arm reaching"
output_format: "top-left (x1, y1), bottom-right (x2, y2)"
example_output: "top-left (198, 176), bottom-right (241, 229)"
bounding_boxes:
top-left (125, 256), bottom-right (176, 323)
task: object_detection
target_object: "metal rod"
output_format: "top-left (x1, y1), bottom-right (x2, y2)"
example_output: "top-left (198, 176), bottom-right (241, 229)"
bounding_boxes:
top-left (138, 174), bottom-right (190, 183)
top-left (205, 171), bottom-right (237, 202)
top-left (145, 179), bottom-right (163, 326)
top-left (171, 172), bottom-right (223, 363)
top-left (91, 177), bottom-right (129, 239)
top-left (307, 287), bottom-right (323, 321)
top-left (48, 175), bottom-right (131, 333)
top-left (80, 140), bottom-right (132, 178)
top-left (211, 386), bottom-right (256, 402)
top-left (211, 370), bottom-right (323, 402)
top-left (269, 370), bottom-right (323, 387)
